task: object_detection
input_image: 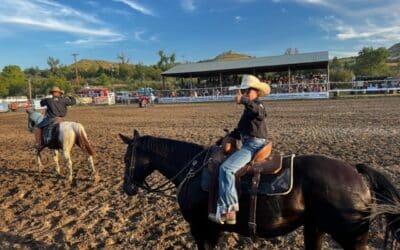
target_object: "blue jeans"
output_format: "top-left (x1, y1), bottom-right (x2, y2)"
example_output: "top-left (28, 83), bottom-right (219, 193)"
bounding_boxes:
top-left (36, 117), bottom-right (56, 129)
top-left (217, 137), bottom-right (265, 213)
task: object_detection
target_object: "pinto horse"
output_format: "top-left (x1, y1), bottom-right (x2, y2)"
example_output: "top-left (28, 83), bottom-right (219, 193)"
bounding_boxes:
top-left (119, 130), bottom-right (400, 250)
top-left (27, 110), bottom-right (99, 182)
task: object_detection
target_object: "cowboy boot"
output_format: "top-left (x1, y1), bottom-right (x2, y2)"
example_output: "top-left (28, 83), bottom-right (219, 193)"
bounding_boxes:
top-left (34, 127), bottom-right (42, 150)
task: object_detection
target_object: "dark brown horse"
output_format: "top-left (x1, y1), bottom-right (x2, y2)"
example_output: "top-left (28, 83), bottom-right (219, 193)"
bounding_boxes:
top-left (119, 130), bottom-right (400, 250)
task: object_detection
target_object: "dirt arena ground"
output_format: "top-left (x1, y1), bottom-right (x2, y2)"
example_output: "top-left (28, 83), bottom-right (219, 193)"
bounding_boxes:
top-left (0, 97), bottom-right (399, 249)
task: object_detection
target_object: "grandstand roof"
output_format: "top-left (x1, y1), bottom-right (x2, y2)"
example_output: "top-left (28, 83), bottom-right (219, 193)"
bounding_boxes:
top-left (162, 51), bottom-right (329, 77)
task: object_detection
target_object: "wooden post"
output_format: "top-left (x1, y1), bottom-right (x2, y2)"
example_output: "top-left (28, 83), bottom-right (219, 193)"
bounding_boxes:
top-left (327, 63), bottom-right (330, 91)
top-left (219, 72), bottom-right (222, 90)
top-left (288, 66), bottom-right (291, 93)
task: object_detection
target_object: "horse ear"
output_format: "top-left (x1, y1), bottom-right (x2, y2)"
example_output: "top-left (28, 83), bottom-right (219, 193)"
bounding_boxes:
top-left (133, 129), bottom-right (140, 139)
top-left (119, 133), bottom-right (132, 144)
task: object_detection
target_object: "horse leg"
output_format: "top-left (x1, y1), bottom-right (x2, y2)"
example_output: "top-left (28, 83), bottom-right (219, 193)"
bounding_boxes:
top-left (62, 149), bottom-right (73, 182)
top-left (88, 155), bottom-right (99, 182)
top-left (190, 222), bottom-right (220, 250)
top-left (332, 229), bottom-right (369, 250)
top-left (304, 224), bottom-right (324, 250)
top-left (36, 150), bottom-right (44, 172)
top-left (53, 150), bottom-right (61, 175)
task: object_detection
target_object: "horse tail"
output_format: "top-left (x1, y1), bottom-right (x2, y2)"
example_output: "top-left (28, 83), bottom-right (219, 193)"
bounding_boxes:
top-left (75, 124), bottom-right (95, 156)
top-left (356, 163), bottom-right (400, 245)
top-left (356, 163), bottom-right (400, 204)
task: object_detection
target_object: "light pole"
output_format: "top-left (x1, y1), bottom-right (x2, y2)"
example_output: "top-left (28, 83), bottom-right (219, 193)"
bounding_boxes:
top-left (72, 53), bottom-right (79, 85)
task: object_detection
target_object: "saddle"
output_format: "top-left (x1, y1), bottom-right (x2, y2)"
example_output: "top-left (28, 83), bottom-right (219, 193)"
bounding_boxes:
top-left (205, 141), bottom-right (292, 241)
top-left (42, 118), bottom-right (63, 149)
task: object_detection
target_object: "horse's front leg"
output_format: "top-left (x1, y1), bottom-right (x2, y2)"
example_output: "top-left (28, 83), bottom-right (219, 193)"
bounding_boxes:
top-left (190, 221), bottom-right (221, 250)
top-left (36, 150), bottom-right (44, 172)
top-left (53, 150), bottom-right (61, 175)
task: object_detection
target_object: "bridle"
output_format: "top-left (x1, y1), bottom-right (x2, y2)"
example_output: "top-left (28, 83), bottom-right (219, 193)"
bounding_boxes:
top-left (126, 141), bottom-right (212, 199)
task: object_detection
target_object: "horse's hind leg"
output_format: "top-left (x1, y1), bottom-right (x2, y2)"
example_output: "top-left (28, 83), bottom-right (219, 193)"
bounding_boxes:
top-left (88, 155), bottom-right (99, 182)
top-left (333, 229), bottom-right (369, 250)
top-left (62, 149), bottom-right (73, 182)
top-left (53, 150), bottom-right (61, 175)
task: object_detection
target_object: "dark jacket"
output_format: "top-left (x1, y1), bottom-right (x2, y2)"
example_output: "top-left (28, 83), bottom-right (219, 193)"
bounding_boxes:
top-left (40, 96), bottom-right (76, 118)
top-left (230, 96), bottom-right (267, 140)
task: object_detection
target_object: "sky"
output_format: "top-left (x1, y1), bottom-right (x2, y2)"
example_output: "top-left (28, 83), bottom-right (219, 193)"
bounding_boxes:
top-left (0, 0), bottom-right (398, 69)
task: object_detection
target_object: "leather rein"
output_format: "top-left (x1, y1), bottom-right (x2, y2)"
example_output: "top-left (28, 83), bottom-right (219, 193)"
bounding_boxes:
top-left (127, 142), bottom-right (212, 199)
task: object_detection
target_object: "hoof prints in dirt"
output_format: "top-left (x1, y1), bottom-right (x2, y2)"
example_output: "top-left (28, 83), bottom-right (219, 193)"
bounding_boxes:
top-left (0, 98), bottom-right (399, 249)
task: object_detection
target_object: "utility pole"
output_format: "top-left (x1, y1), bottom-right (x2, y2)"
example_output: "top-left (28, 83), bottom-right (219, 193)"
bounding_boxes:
top-left (28, 77), bottom-right (32, 100)
top-left (72, 53), bottom-right (79, 85)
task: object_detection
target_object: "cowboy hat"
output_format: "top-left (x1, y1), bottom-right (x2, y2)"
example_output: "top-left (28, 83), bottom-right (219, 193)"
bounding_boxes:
top-left (49, 86), bottom-right (64, 94)
top-left (239, 75), bottom-right (271, 97)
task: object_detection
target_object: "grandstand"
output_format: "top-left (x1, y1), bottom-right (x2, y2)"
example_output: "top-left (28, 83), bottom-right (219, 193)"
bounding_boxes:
top-left (160, 51), bottom-right (330, 102)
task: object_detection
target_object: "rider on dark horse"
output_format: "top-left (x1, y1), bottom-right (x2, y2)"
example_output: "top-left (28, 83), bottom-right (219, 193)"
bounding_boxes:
top-left (34, 86), bottom-right (76, 150)
top-left (209, 75), bottom-right (271, 225)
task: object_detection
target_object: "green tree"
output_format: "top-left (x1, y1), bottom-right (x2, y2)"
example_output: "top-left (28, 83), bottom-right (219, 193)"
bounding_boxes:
top-left (98, 73), bottom-right (109, 86)
top-left (329, 57), bottom-right (354, 82)
top-left (46, 74), bottom-right (72, 94)
top-left (157, 49), bottom-right (176, 71)
top-left (47, 56), bottom-right (60, 75)
top-left (354, 47), bottom-right (389, 76)
top-left (0, 65), bottom-right (26, 96)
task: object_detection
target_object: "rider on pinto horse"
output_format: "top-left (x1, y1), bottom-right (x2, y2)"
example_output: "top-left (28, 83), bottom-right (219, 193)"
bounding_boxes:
top-left (208, 75), bottom-right (271, 225)
top-left (34, 86), bottom-right (76, 150)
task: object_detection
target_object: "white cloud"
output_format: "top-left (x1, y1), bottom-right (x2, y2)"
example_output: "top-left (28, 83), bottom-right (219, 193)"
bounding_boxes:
top-left (181, 0), bottom-right (196, 11)
top-left (65, 36), bottom-right (125, 46)
top-left (329, 50), bottom-right (358, 59)
top-left (113, 0), bottom-right (154, 16)
top-left (133, 29), bottom-right (159, 42)
top-left (279, 0), bottom-right (400, 46)
top-left (234, 16), bottom-right (245, 23)
top-left (0, 0), bottom-right (123, 39)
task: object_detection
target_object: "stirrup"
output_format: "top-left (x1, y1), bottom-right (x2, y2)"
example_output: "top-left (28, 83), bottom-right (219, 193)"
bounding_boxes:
top-left (208, 213), bottom-right (224, 225)
top-left (34, 143), bottom-right (43, 150)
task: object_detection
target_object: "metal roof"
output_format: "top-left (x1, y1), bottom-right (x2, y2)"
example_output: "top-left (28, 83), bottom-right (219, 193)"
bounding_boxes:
top-left (162, 51), bottom-right (329, 77)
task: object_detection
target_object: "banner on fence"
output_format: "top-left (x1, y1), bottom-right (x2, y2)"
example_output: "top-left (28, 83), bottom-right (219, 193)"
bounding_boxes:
top-left (159, 92), bottom-right (329, 103)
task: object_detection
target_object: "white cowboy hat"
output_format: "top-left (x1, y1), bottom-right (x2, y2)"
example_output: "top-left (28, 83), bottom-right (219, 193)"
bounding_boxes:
top-left (239, 75), bottom-right (271, 97)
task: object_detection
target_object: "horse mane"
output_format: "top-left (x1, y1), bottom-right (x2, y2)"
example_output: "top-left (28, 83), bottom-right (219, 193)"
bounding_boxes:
top-left (139, 135), bottom-right (205, 165)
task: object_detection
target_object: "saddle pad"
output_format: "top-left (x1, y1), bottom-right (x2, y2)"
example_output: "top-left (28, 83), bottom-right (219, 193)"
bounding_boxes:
top-left (201, 154), bottom-right (295, 196)
top-left (241, 154), bottom-right (295, 195)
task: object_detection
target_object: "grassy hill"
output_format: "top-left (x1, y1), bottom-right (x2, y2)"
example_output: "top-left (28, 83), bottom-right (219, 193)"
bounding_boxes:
top-left (70, 59), bottom-right (119, 71)
top-left (213, 50), bottom-right (253, 61)
top-left (198, 50), bottom-right (253, 63)
top-left (388, 43), bottom-right (400, 61)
